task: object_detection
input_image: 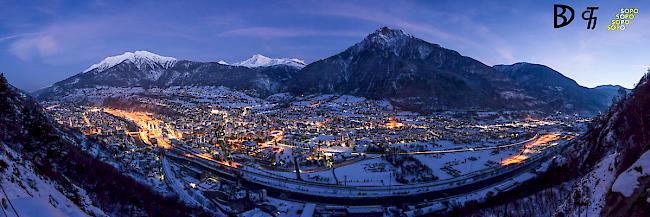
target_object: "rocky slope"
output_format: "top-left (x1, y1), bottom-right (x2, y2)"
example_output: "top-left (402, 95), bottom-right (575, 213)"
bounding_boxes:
top-left (567, 71), bottom-right (650, 216)
top-left (494, 62), bottom-right (624, 113)
top-left (290, 27), bottom-right (534, 112)
top-left (592, 84), bottom-right (630, 106)
top-left (0, 74), bottom-right (208, 217)
top-left (457, 71), bottom-right (650, 216)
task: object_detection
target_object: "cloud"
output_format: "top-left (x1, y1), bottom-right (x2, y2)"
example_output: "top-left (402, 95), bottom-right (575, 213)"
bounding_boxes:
top-left (0, 33), bottom-right (34, 42)
top-left (5, 19), bottom-right (108, 62)
top-left (9, 35), bottom-right (58, 61)
top-left (303, 2), bottom-right (517, 63)
top-left (221, 27), bottom-right (364, 38)
top-left (3, 12), bottom-right (199, 63)
top-left (309, 2), bottom-right (466, 43)
top-left (495, 47), bottom-right (516, 62)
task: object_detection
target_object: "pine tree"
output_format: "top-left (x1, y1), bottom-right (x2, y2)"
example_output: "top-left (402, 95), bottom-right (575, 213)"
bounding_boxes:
top-left (0, 73), bottom-right (8, 93)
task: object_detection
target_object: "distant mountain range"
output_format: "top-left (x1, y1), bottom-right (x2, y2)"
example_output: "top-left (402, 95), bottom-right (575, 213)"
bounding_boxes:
top-left (34, 27), bottom-right (626, 114)
top-left (493, 62), bottom-right (627, 112)
top-left (36, 52), bottom-right (301, 98)
top-left (224, 54), bottom-right (306, 68)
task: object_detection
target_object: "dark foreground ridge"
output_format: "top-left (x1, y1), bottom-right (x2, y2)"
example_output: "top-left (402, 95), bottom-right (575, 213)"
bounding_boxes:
top-left (0, 74), bottom-right (209, 217)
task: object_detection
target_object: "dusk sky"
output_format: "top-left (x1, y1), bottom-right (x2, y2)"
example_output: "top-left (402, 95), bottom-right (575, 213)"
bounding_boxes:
top-left (1, 0), bottom-right (648, 91)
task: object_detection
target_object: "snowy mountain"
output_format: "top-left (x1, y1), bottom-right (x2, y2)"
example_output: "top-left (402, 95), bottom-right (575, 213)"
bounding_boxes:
top-left (591, 84), bottom-right (630, 104)
top-left (84, 51), bottom-right (177, 73)
top-left (287, 27), bottom-right (620, 113)
top-left (0, 74), bottom-right (207, 216)
top-left (494, 62), bottom-right (626, 113)
top-left (231, 54), bottom-right (306, 68)
top-left (290, 27), bottom-right (535, 112)
top-left (36, 28), bottom-right (621, 114)
top-left (35, 52), bottom-right (301, 99)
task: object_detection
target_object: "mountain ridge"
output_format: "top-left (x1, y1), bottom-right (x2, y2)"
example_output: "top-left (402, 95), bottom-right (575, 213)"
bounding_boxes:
top-left (84, 51), bottom-right (177, 73)
top-left (493, 62), bottom-right (623, 112)
top-left (35, 27), bottom-right (623, 114)
top-left (230, 54), bottom-right (306, 68)
top-left (290, 27), bottom-right (535, 112)
top-left (35, 58), bottom-right (301, 99)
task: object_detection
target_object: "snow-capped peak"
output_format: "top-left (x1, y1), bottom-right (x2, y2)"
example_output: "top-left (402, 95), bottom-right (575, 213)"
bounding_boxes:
top-left (83, 51), bottom-right (177, 73)
top-left (371, 27), bottom-right (407, 38)
top-left (367, 27), bottom-right (409, 41)
top-left (232, 54), bottom-right (306, 68)
top-left (217, 60), bottom-right (228, 65)
top-left (360, 26), bottom-right (413, 49)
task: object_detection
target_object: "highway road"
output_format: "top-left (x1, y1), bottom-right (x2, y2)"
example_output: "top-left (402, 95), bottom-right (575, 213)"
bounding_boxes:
top-left (166, 133), bottom-right (570, 204)
top-left (258, 134), bottom-right (540, 173)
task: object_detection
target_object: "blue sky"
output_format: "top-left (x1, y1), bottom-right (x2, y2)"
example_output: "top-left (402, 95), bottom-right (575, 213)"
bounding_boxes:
top-left (1, 0), bottom-right (648, 91)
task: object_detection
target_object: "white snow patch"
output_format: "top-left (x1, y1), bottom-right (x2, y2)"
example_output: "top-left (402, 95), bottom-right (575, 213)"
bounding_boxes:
top-left (558, 152), bottom-right (619, 216)
top-left (612, 149), bottom-right (650, 197)
top-left (232, 54), bottom-right (305, 68)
